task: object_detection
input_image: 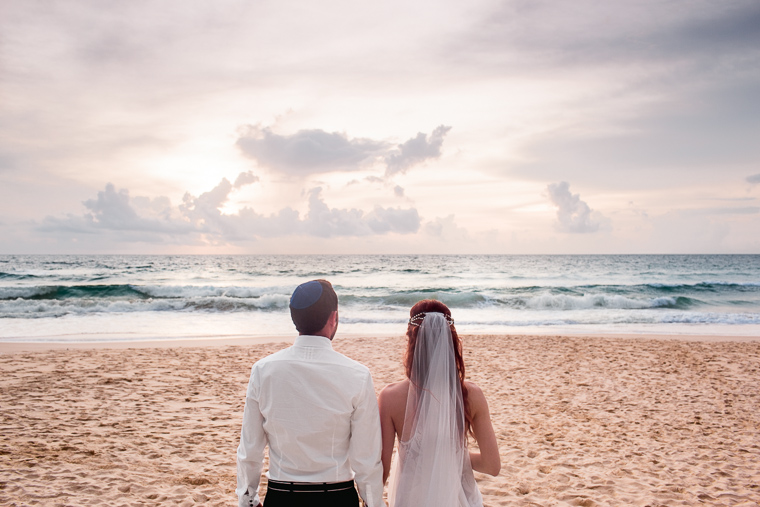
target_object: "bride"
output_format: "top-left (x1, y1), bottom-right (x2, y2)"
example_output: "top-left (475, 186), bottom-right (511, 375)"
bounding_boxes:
top-left (378, 300), bottom-right (500, 506)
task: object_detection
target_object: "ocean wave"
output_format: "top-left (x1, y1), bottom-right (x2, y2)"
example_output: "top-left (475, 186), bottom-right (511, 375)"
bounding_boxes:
top-left (0, 299), bottom-right (185, 318)
top-left (0, 284), bottom-right (728, 310)
top-left (135, 284), bottom-right (282, 299)
top-left (0, 284), bottom-right (291, 301)
top-left (185, 294), bottom-right (290, 311)
top-left (0, 286), bottom-right (56, 299)
top-left (519, 294), bottom-right (698, 311)
top-left (338, 316), bottom-right (406, 325)
top-left (13, 285), bottom-right (150, 300)
top-left (0, 284), bottom-right (150, 300)
top-left (438, 311), bottom-right (760, 327)
top-left (656, 312), bottom-right (760, 325)
top-left (646, 281), bottom-right (760, 289)
top-left (371, 291), bottom-right (490, 308)
top-left (0, 294), bottom-right (290, 318)
top-left (0, 272), bottom-right (40, 281)
top-left (700, 281), bottom-right (760, 287)
top-left (493, 281), bottom-right (760, 294)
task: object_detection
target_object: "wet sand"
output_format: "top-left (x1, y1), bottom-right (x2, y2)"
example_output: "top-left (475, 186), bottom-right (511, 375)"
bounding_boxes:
top-left (2, 334), bottom-right (759, 506)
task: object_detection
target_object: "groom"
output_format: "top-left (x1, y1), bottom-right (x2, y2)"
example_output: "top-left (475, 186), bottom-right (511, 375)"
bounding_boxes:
top-left (236, 279), bottom-right (384, 507)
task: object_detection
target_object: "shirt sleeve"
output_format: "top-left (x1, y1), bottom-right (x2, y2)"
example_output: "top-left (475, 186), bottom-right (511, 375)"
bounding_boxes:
top-left (236, 368), bottom-right (267, 507)
top-left (349, 371), bottom-right (385, 507)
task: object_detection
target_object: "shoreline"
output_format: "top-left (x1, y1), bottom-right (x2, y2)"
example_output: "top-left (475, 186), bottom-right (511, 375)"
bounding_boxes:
top-left (1, 330), bottom-right (759, 354)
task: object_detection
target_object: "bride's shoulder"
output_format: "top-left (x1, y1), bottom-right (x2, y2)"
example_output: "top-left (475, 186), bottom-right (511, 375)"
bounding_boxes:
top-left (380, 379), bottom-right (408, 395)
top-left (464, 381), bottom-right (489, 409)
top-left (379, 379), bottom-right (408, 403)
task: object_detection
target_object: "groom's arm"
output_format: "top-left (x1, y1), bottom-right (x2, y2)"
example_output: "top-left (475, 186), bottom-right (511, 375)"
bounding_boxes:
top-left (236, 369), bottom-right (267, 507)
top-left (349, 371), bottom-right (385, 507)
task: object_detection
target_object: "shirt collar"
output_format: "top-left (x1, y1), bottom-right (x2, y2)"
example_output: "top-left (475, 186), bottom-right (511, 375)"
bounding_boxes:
top-left (293, 335), bottom-right (333, 349)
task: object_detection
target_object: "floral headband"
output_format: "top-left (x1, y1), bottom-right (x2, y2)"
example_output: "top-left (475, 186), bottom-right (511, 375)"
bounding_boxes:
top-left (408, 312), bottom-right (455, 327)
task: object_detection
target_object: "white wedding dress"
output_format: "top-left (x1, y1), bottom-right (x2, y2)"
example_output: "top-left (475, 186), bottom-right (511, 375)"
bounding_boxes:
top-left (387, 313), bottom-right (483, 507)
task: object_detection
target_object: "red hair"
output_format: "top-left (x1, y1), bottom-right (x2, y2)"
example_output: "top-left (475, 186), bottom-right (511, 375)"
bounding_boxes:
top-left (404, 299), bottom-right (472, 436)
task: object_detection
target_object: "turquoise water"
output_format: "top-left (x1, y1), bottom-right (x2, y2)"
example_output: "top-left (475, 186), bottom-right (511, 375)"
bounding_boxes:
top-left (1, 254), bottom-right (759, 341)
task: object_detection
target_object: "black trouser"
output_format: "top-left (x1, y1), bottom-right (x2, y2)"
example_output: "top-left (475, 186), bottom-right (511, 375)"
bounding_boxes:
top-left (263, 480), bottom-right (360, 507)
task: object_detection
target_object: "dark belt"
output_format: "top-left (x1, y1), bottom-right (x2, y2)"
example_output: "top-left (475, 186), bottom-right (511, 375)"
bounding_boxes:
top-left (267, 479), bottom-right (355, 493)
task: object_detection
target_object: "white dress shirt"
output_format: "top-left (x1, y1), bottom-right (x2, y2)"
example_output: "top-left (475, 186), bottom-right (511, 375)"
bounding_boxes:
top-left (236, 335), bottom-right (384, 507)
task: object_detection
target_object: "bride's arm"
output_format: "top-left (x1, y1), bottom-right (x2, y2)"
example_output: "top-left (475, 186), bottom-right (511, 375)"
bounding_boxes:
top-left (466, 382), bottom-right (501, 476)
top-left (378, 385), bottom-right (400, 484)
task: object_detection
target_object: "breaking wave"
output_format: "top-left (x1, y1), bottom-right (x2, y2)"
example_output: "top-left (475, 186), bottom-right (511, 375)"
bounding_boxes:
top-left (518, 294), bottom-right (698, 311)
top-left (1, 255), bottom-right (759, 335)
top-left (0, 284), bottom-right (291, 318)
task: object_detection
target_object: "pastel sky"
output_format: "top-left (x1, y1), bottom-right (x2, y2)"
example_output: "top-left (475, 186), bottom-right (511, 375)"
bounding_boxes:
top-left (2, 0), bottom-right (759, 254)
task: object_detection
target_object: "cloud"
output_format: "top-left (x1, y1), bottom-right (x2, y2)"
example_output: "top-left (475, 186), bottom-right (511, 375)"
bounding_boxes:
top-left (456, 2), bottom-right (760, 192)
top-left (348, 178), bottom-right (407, 199)
top-left (459, 1), bottom-right (760, 69)
top-left (40, 184), bottom-right (193, 236)
top-left (301, 188), bottom-right (420, 237)
top-left (423, 215), bottom-right (469, 241)
top-left (364, 204), bottom-right (420, 235)
top-left (236, 126), bottom-right (388, 175)
top-left (385, 125), bottom-right (451, 177)
top-left (172, 173), bottom-right (261, 241)
top-left (0, 152), bottom-right (18, 172)
top-left (39, 173), bottom-right (421, 243)
top-left (233, 171), bottom-right (258, 188)
top-left (685, 206), bottom-right (760, 216)
top-left (237, 125), bottom-right (452, 178)
top-left (513, 75), bottom-right (760, 189)
top-left (547, 182), bottom-right (606, 233)
top-left (747, 174), bottom-right (760, 185)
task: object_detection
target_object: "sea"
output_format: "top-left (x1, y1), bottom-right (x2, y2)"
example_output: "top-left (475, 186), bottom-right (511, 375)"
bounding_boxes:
top-left (1, 254), bottom-right (759, 343)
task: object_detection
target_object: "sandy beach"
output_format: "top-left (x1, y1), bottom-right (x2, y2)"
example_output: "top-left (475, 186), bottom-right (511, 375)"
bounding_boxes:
top-left (2, 333), bottom-right (759, 507)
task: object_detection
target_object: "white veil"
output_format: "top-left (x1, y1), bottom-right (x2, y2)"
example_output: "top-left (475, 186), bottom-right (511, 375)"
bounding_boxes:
top-left (388, 312), bottom-right (483, 507)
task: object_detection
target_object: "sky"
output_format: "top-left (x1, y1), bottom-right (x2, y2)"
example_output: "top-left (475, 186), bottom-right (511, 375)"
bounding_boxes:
top-left (1, 0), bottom-right (759, 254)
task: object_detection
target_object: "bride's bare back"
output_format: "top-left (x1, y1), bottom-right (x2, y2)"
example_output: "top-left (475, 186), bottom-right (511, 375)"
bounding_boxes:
top-left (378, 378), bottom-right (500, 484)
